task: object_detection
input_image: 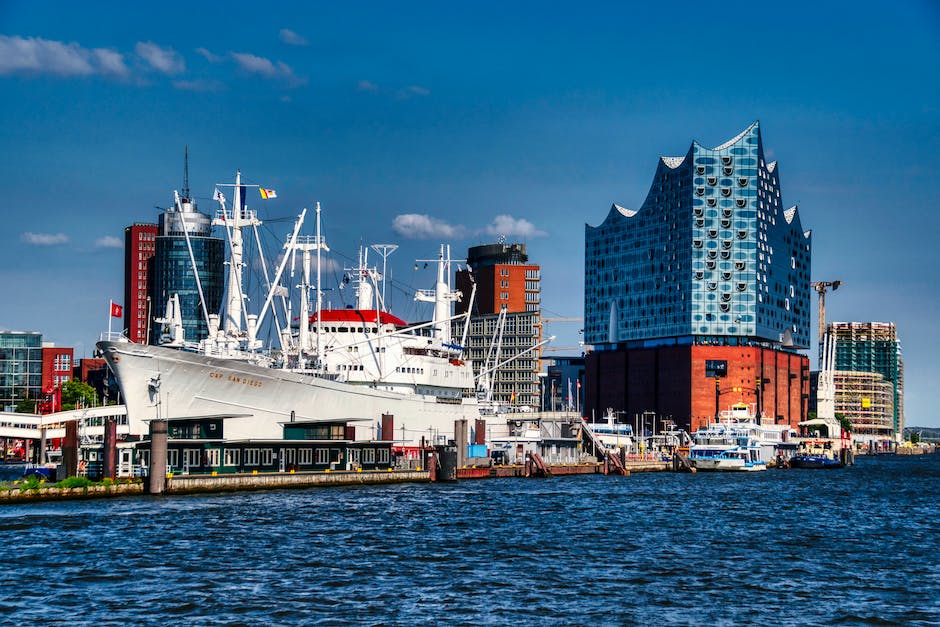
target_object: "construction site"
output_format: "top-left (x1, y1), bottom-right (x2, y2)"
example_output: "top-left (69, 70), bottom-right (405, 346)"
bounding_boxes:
top-left (829, 321), bottom-right (904, 436)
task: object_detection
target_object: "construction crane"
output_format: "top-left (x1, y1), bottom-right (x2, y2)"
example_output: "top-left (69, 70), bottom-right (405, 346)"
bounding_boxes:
top-left (537, 317), bottom-right (584, 354)
top-left (811, 280), bottom-right (842, 346)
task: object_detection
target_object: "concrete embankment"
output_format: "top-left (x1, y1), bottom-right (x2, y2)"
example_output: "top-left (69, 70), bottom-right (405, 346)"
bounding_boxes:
top-left (1, 460), bottom-right (670, 504)
top-left (1, 482), bottom-right (143, 504)
top-left (166, 469), bottom-right (430, 494)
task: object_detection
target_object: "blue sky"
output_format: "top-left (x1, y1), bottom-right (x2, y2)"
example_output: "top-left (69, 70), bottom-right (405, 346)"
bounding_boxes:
top-left (1, 1), bottom-right (938, 426)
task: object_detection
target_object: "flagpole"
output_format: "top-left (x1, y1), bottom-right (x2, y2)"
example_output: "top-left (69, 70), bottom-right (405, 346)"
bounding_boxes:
top-left (108, 299), bottom-right (113, 337)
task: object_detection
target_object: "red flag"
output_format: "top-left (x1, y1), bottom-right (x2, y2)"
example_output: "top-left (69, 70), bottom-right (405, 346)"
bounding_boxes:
top-left (110, 302), bottom-right (123, 318)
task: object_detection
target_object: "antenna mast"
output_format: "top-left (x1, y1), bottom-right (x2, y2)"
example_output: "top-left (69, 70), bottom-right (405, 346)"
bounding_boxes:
top-left (182, 145), bottom-right (190, 200)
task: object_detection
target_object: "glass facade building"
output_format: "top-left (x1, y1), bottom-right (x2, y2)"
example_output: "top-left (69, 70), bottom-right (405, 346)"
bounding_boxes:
top-left (151, 199), bottom-right (225, 344)
top-left (830, 321), bottom-right (904, 434)
top-left (0, 332), bottom-right (43, 411)
top-left (585, 122), bottom-right (812, 349)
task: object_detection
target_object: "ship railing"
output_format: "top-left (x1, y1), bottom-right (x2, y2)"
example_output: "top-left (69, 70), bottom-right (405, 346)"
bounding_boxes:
top-left (99, 331), bottom-right (129, 343)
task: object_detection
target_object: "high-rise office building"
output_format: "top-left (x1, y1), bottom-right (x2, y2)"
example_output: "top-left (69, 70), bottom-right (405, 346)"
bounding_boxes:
top-left (0, 331), bottom-right (43, 411)
top-left (829, 321), bottom-right (903, 436)
top-left (454, 243), bottom-right (542, 408)
top-left (583, 122), bottom-right (811, 430)
top-left (124, 223), bottom-right (159, 343)
top-left (150, 192), bottom-right (225, 344)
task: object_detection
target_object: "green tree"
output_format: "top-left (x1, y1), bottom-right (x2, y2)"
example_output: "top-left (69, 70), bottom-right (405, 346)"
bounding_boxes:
top-left (61, 379), bottom-right (98, 411)
top-left (836, 412), bottom-right (852, 434)
top-left (14, 396), bottom-right (37, 413)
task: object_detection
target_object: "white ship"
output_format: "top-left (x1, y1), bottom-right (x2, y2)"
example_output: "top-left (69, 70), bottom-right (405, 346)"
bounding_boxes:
top-left (689, 402), bottom-right (798, 467)
top-left (98, 172), bottom-right (542, 448)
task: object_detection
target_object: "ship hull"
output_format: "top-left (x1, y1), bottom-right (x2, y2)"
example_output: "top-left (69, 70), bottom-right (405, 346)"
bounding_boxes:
top-left (98, 341), bottom-right (495, 445)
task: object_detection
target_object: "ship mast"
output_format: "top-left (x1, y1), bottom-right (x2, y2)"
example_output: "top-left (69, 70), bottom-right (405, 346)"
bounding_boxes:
top-left (414, 244), bottom-right (460, 344)
top-left (292, 203), bottom-right (328, 365)
top-left (214, 170), bottom-right (261, 336)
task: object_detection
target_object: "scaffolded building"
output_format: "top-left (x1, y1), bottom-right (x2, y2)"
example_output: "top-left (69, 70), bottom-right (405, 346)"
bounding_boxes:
top-left (829, 322), bottom-right (904, 436)
top-left (832, 371), bottom-right (895, 438)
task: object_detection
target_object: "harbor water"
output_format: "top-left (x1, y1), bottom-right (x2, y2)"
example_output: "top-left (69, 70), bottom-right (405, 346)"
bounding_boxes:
top-left (2, 455), bottom-right (938, 625)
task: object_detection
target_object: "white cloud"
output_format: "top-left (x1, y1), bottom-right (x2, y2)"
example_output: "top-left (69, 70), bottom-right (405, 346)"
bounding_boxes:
top-left (231, 52), bottom-right (303, 85)
top-left (392, 214), bottom-right (464, 240)
top-left (173, 78), bottom-right (225, 92)
top-left (397, 84), bottom-right (430, 99)
top-left (135, 41), bottom-right (185, 74)
top-left (484, 215), bottom-right (547, 238)
top-left (93, 48), bottom-right (129, 77)
top-left (357, 79), bottom-right (378, 92)
top-left (405, 85), bottom-right (430, 96)
top-left (94, 236), bottom-right (123, 249)
top-left (0, 35), bottom-right (128, 77)
top-left (22, 232), bottom-right (69, 245)
top-left (279, 28), bottom-right (308, 46)
top-left (195, 47), bottom-right (221, 63)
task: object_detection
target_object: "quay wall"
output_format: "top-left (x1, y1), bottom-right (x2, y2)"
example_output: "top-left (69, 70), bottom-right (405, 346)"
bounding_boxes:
top-left (0, 482), bottom-right (143, 504)
top-left (1, 460), bottom-right (670, 504)
top-left (166, 469), bottom-right (430, 494)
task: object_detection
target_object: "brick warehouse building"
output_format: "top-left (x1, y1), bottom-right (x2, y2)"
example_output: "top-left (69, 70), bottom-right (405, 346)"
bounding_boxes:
top-left (584, 122), bottom-right (811, 432)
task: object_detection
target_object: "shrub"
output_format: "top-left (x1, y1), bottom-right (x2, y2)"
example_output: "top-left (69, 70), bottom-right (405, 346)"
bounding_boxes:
top-left (57, 476), bottom-right (94, 489)
top-left (21, 475), bottom-right (43, 491)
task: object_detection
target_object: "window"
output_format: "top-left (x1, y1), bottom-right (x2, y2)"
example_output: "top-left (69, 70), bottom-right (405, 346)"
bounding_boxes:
top-left (696, 187), bottom-right (705, 196)
top-left (721, 188), bottom-right (731, 197)
top-left (707, 176), bottom-right (717, 186)
top-left (316, 448), bottom-right (328, 464)
top-left (167, 449), bottom-right (179, 469)
top-left (738, 178), bottom-right (748, 187)
top-left (245, 448), bottom-right (260, 466)
top-left (706, 198), bottom-right (717, 207)
top-left (224, 449), bottom-right (240, 466)
top-left (184, 449), bottom-right (201, 468)
top-left (261, 449), bottom-right (274, 465)
top-left (363, 448), bottom-right (375, 464)
top-left (299, 448), bottom-right (313, 465)
top-left (378, 448), bottom-right (389, 464)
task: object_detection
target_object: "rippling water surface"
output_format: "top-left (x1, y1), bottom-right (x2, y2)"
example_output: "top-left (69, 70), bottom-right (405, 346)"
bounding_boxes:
top-left (2, 455), bottom-right (938, 625)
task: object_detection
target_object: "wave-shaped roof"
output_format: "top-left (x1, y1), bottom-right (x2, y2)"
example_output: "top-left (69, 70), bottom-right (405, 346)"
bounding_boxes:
top-left (661, 156), bottom-right (685, 169)
top-left (712, 120), bottom-right (760, 151)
